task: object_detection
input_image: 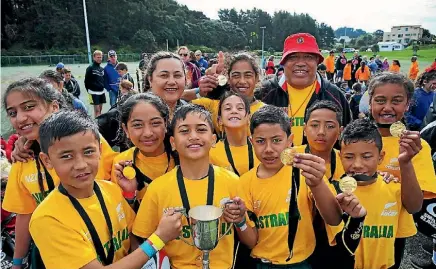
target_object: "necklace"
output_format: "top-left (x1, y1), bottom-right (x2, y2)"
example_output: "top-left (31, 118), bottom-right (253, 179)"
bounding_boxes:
top-left (288, 82), bottom-right (316, 125)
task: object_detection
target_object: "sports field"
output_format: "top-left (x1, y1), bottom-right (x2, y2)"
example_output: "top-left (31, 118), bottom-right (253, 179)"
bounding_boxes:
top-left (0, 62), bottom-right (141, 137)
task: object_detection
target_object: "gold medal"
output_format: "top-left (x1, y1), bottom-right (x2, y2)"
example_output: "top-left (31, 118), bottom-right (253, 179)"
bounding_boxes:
top-left (280, 148), bottom-right (297, 166)
top-left (339, 176), bottom-right (357, 193)
top-left (122, 166), bottom-right (136, 180)
top-left (390, 121), bottom-right (406, 137)
top-left (218, 75), bottom-right (227, 86)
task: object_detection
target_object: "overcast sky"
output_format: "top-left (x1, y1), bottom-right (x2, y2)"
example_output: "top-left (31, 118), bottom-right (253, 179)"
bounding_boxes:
top-left (177, 0), bottom-right (436, 34)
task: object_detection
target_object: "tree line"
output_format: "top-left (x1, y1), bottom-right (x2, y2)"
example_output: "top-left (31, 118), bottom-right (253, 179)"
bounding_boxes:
top-left (1, 0), bottom-right (336, 55)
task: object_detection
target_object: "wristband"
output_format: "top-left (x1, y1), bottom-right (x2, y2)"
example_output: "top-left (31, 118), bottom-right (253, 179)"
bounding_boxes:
top-left (236, 218), bottom-right (248, 231)
top-left (195, 87), bottom-right (200, 94)
top-left (148, 233), bottom-right (166, 251)
top-left (235, 217), bottom-right (246, 228)
top-left (13, 258), bottom-right (24, 266)
top-left (140, 241), bottom-right (157, 258)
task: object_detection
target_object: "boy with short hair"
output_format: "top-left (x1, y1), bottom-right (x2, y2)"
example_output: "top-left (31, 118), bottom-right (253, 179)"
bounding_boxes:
top-left (133, 104), bottom-right (257, 269)
top-left (30, 110), bottom-right (182, 269)
top-left (63, 67), bottom-right (81, 98)
top-left (239, 105), bottom-right (343, 267)
top-left (298, 100), bottom-right (366, 269)
top-left (115, 62), bottom-right (135, 89)
top-left (339, 118), bottom-right (416, 269)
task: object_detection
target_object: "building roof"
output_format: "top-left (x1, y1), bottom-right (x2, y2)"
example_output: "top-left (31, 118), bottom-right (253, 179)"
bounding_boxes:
top-left (391, 25), bottom-right (421, 28)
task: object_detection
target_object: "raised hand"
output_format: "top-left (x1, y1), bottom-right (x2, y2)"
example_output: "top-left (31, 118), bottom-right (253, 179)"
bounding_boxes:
top-left (292, 153), bottom-right (326, 187)
top-left (114, 160), bottom-right (138, 193)
top-left (398, 130), bottom-right (422, 163)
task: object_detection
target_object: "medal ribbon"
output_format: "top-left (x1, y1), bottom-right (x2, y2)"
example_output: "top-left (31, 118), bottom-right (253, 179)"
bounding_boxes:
top-left (224, 138), bottom-right (254, 176)
top-left (132, 147), bottom-right (171, 191)
top-left (176, 165), bottom-right (215, 225)
top-left (58, 182), bottom-right (115, 265)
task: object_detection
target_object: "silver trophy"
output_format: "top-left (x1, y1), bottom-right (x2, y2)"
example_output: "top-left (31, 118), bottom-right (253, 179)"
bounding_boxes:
top-left (178, 205), bottom-right (233, 269)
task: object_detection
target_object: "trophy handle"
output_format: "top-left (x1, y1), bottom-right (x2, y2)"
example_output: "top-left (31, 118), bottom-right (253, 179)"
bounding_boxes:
top-left (218, 200), bottom-right (235, 240)
top-left (174, 207), bottom-right (195, 246)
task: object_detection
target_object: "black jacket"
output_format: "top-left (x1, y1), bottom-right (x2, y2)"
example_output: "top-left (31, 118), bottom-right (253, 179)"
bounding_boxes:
top-left (84, 61), bottom-right (105, 92)
top-left (423, 94), bottom-right (436, 128)
top-left (262, 73), bottom-right (352, 145)
top-left (64, 77), bottom-right (81, 98)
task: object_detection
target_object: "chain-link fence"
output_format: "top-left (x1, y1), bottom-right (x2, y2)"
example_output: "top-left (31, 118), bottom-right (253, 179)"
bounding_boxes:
top-left (1, 54), bottom-right (143, 67)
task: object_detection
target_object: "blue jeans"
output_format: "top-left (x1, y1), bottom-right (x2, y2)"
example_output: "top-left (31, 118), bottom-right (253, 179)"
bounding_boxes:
top-left (108, 90), bottom-right (118, 107)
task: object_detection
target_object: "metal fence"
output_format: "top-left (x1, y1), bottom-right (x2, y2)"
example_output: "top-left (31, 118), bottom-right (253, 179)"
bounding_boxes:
top-left (1, 53), bottom-right (142, 66)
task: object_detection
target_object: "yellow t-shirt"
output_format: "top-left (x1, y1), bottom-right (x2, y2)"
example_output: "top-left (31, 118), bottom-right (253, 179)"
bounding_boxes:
top-left (111, 147), bottom-right (175, 201)
top-left (29, 180), bottom-right (136, 269)
top-left (378, 137), bottom-right (436, 198)
top-left (193, 97), bottom-right (264, 134)
top-left (209, 140), bottom-right (260, 176)
top-left (353, 176), bottom-right (416, 269)
top-left (287, 82), bottom-right (316, 146)
top-left (132, 166), bottom-right (239, 269)
top-left (98, 136), bottom-right (119, 181)
top-left (2, 138), bottom-right (116, 214)
top-left (2, 159), bottom-right (59, 214)
top-left (240, 164), bottom-right (315, 264)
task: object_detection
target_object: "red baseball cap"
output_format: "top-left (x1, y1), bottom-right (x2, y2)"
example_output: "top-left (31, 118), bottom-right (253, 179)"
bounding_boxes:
top-left (280, 33), bottom-right (324, 65)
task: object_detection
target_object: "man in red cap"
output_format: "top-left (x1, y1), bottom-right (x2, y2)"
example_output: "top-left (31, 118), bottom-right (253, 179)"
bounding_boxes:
top-left (262, 33), bottom-right (351, 146)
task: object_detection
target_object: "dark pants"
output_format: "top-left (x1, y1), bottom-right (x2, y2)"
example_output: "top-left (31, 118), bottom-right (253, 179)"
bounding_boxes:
top-left (388, 238), bottom-right (406, 269)
top-left (233, 233), bottom-right (256, 269)
top-left (326, 72), bottom-right (334, 81)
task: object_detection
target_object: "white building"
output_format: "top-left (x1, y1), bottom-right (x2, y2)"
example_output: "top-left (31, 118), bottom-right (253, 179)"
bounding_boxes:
top-left (383, 25), bottom-right (423, 46)
top-left (335, 36), bottom-right (352, 43)
top-left (377, 42), bottom-right (404, 51)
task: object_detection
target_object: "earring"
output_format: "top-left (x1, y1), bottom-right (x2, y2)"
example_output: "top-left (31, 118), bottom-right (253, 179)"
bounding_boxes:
top-left (171, 144), bottom-right (176, 151)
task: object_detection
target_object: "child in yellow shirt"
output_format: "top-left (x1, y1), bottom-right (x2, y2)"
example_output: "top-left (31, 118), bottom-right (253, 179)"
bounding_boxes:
top-left (188, 53), bottom-right (265, 136)
top-left (111, 93), bottom-right (176, 206)
top-left (297, 100), bottom-right (366, 269)
top-left (1, 78), bottom-right (115, 268)
top-left (30, 110), bottom-right (182, 269)
top-left (367, 71), bottom-right (435, 268)
top-left (133, 104), bottom-right (257, 269)
top-left (339, 118), bottom-right (417, 269)
top-left (210, 91), bottom-right (260, 176)
top-left (239, 105), bottom-right (343, 267)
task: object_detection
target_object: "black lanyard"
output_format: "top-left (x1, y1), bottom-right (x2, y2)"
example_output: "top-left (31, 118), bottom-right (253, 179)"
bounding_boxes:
top-left (305, 146), bottom-right (336, 183)
top-left (287, 166), bottom-right (301, 261)
top-left (132, 147), bottom-right (171, 191)
top-left (58, 183), bottom-right (115, 265)
top-left (38, 158), bottom-right (55, 191)
top-left (223, 138), bottom-right (254, 176)
top-left (176, 165), bottom-right (215, 224)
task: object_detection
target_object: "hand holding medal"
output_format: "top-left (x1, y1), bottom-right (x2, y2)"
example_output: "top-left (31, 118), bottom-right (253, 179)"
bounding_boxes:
top-left (288, 152), bottom-right (326, 187)
top-left (114, 160), bottom-right (138, 193)
top-left (389, 121), bottom-right (422, 163)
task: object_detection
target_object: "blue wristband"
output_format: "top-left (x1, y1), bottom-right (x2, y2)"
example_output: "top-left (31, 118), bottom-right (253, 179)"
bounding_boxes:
top-left (13, 258), bottom-right (24, 266)
top-left (236, 217), bottom-right (247, 228)
top-left (195, 87), bottom-right (200, 94)
top-left (140, 241), bottom-right (157, 258)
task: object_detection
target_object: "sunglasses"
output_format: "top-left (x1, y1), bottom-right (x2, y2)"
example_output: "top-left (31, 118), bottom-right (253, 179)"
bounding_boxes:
top-left (179, 53), bottom-right (188, 57)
